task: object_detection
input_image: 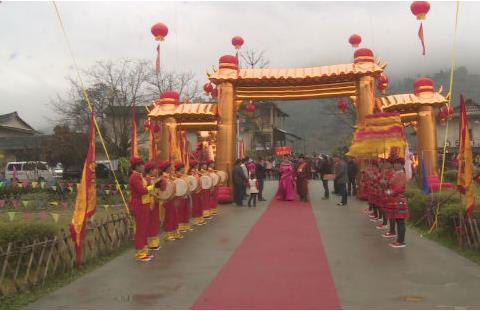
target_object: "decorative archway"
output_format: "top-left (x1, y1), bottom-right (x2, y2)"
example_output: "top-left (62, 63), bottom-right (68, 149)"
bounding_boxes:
top-left (208, 48), bottom-right (384, 182)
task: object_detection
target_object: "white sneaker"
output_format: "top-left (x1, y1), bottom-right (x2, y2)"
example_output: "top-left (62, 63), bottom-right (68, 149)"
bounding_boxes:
top-left (389, 242), bottom-right (406, 248)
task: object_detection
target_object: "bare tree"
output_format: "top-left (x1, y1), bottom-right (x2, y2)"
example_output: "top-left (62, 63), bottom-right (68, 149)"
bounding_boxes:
top-left (239, 48), bottom-right (270, 69)
top-left (52, 59), bottom-right (201, 157)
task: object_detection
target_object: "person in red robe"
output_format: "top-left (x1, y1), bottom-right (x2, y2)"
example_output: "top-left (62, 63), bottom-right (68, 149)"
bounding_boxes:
top-left (387, 158), bottom-right (409, 248)
top-left (175, 161), bottom-right (192, 233)
top-left (200, 161), bottom-right (213, 219)
top-left (207, 160), bottom-right (219, 216)
top-left (162, 161), bottom-right (182, 241)
top-left (128, 157), bottom-right (154, 262)
top-left (144, 160), bottom-right (161, 251)
top-left (295, 154), bottom-right (310, 202)
top-left (189, 160), bottom-right (205, 226)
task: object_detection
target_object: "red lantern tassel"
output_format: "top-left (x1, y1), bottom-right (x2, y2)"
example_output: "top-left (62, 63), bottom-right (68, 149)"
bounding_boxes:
top-left (155, 44), bottom-right (161, 74)
top-left (418, 22), bottom-right (426, 56)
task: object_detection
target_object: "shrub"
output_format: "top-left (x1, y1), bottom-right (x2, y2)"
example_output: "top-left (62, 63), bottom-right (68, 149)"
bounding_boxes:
top-left (0, 223), bottom-right (59, 248)
top-left (443, 170), bottom-right (458, 183)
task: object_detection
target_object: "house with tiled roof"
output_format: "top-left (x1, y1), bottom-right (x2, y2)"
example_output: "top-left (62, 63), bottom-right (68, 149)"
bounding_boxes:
top-left (0, 112), bottom-right (47, 175)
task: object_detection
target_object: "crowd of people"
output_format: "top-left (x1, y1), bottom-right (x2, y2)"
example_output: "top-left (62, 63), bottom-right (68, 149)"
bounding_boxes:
top-left (128, 157), bottom-right (222, 262)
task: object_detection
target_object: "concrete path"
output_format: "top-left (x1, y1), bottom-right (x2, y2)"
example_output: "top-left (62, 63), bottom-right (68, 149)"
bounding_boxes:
top-left (27, 181), bottom-right (480, 309)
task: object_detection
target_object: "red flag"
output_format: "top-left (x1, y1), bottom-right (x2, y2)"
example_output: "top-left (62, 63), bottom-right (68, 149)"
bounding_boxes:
top-left (418, 22), bottom-right (426, 56)
top-left (457, 95), bottom-right (476, 217)
top-left (155, 44), bottom-right (160, 74)
top-left (131, 104), bottom-right (138, 158)
top-left (70, 110), bottom-right (96, 266)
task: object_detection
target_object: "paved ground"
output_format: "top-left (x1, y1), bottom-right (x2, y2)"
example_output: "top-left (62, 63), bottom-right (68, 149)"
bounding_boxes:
top-left (28, 181), bottom-right (480, 309)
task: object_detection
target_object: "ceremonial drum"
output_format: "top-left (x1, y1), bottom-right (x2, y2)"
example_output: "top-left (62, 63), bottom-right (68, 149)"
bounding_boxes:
top-left (217, 170), bottom-right (227, 184)
top-left (186, 175), bottom-right (199, 192)
top-left (210, 172), bottom-right (220, 187)
top-left (200, 174), bottom-right (213, 190)
top-left (174, 178), bottom-right (189, 197)
top-left (157, 179), bottom-right (174, 200)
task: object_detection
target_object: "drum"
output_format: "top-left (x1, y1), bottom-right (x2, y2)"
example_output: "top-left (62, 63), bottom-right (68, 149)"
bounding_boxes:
top-left (210, 172), bottom-right (220, 187)
top-left (174, 178), bottom-right (189, 197)
top-left (157, 179), bottom-right (174, 200)
top-left (186, 175), bottom-right (199, 192)
top-left (217, 170), bottom-right (227, 183)
top-left (200, 174), bottom-right (213, 190)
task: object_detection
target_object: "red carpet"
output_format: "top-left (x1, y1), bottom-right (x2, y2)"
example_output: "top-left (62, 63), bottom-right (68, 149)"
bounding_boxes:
top-left (192, 199), bottom-right (341, 309)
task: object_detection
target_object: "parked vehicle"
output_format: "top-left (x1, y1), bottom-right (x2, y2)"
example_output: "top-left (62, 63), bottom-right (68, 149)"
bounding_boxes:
top-left (4, 161), bottom-right (54, 182)
top-left (52, 163), bottom-right (64, 179)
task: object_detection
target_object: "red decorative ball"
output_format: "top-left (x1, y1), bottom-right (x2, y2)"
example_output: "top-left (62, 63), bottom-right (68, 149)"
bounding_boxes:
top-left (232, 36), bottom-right (244, 50)
top-left (410, 1), bottom-right (430, 20)
top-left (211, 88), bottom-right (218, 98)
top-left (353, 48), bottom-right (374, 64)
top-left (246, 100), bottom-right (256, 113)
top-left (144, 119), bottom-right (151, 129)
top-left (203, 82), bottom-right (214, 94)
top-left (376, 74), bottom-right (389, 93)
top-left (151, 22), bottom-right (169, 41)
top-left (337, 98), bottom-right (347, 113)
top-left (348, 34), bottom-right (362, 48)
top-left (156, 90), bottom-right (180, 105)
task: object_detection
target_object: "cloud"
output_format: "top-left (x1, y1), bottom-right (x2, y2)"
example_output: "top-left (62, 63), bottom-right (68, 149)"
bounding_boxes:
top-left (1, 1), bottom-right (479, 128)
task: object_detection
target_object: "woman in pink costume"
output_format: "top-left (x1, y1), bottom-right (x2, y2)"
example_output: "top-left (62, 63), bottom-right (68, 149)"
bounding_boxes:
top-left (275, 155), bottom-right (296, 201)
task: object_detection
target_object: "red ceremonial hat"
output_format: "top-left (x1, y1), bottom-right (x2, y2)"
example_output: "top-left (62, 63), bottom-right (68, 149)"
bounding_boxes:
top-left (144, 160), bottom-right (157, 173)
top-left (157, 160), bottom-right (170, 170)
top-left (130, 157), bottom-right (145, 168)
top-left (175, 161), bottom-right (184, 170)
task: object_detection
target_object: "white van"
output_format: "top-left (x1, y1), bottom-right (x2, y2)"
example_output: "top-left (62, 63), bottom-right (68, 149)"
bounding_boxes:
top-left (4, 161), bottom-right (54, 182)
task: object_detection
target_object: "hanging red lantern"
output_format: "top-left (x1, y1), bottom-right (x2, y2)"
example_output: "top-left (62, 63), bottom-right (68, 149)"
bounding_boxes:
top-left (211, 88), bottom-right (218, 98)
top-left (437, 108), bottom-right (446, 120)
top-left (203, 82), bottom-right (214, 95)
top-left (246, 100), bottom-right (256, 114)
top-left (410, 1), bottom-right (430, 20)
top-left (151, 22), bottom-right (169, 41)
top-left (232, 36), bottom-right (244, 50)
top-left (144, 119), bottom-right (151, 130)
top-left (376, 74), bottom-right (389, 93)
top-left (348, 34), bottom-right (362, 48)
top-left (337, 98), bottom-right (347, 113)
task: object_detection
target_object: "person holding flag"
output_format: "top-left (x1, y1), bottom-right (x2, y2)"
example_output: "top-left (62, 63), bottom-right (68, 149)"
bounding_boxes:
top-left (129, 157), bottom-right (155, 262)
top-left (144, 160), bottom-right (161, 251)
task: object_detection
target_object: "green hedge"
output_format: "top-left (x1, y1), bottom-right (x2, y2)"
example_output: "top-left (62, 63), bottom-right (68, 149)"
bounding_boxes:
top-left (443, 170), bottom-right (458, 183)
top-left (0, 223), bottom-right (59, 248)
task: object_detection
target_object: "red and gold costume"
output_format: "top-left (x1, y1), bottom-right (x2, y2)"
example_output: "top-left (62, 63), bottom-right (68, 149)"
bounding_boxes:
top-left (295, 159), bottom-right (310, 201)
top-left (162, 164), bottom-right (181, 241)
top-left (200, 162), bottom-right (213, 219)
top-left (175, 161), bottom-right (192, 232)
top-left (385, 168), bottom-right (409, 219)
top-left (207, 160), bottom-right (219, 216)
top-left (189, 160), bottom-right (205, 226)
top-left (144, 161), bottom-right (161, 250)
top-left (379, 163), bottom-right (395, 218)
top-left (128, 157), bottom-right (154, 260)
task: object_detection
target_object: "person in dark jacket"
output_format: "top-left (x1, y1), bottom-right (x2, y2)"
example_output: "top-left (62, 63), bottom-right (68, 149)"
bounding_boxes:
top-left (347, 157), bottom-right (358, 196)
top-left (333, 155), bottom-right (348, 206)
top-left (255, 157), bottom-right (267, 201)
top-left (318, 154), bottom-right (331, 200)
top-left (233, 159), bottom-right (248, 206)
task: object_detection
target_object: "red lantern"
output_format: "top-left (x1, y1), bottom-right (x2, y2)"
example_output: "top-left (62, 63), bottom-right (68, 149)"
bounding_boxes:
top-left (211, 88), bottom-right (218, 98)
top-left (410, 1), bottom-right (430, 20)
top-left (144, 119), bottom-right (151, 130)
top-left (348, 34), bottom-right (362, 48)
top-left (232, 36), bottom-right (244, 50)
top-left (337, 98), bottom-right (347, 113)
top-left (246, 100), bottom-right (256, 114)
top-left (151, 22), bottom-right (169, 41)
top-left (437, 108), bottom-right (446, 120)
top-left (376, 74), bottom-right (389, 93)
top-left (413, 77), bottom-right (434, 97)
top-left (203, 82), bottom-right (214, 95)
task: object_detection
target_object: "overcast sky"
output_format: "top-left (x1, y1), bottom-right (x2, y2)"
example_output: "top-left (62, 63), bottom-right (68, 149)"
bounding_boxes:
top-left (1, 1), bottom-right (479, 130)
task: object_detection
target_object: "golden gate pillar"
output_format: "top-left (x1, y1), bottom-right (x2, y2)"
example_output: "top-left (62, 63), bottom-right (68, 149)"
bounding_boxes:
top-left (354, 48), bottom-right (376, 123)
top-left (414, 78), bottom-right (439, 177)
top-left (214, 55), bottom-right (238, 186)
top-left (154, 91), bottom-right (181, 161)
